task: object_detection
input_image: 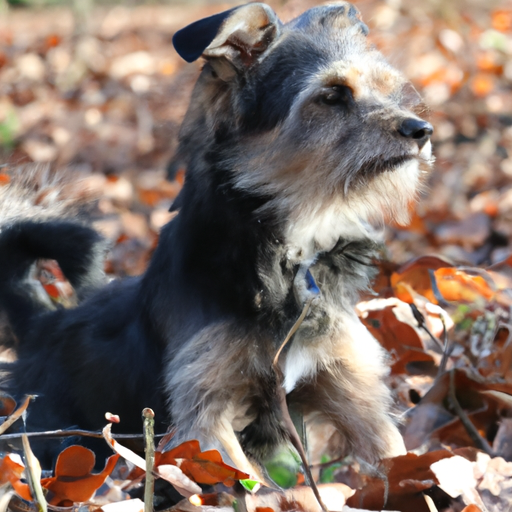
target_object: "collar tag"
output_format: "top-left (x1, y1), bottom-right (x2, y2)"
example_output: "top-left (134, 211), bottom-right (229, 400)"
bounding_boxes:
top-left (305, 269), bottom-right (320, 296)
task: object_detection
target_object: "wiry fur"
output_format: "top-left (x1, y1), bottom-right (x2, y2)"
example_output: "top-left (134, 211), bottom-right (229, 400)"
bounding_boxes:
top-left (0, 165), bottom-right (96, 224)
top-left (0, 3), bottom-right (433, 476)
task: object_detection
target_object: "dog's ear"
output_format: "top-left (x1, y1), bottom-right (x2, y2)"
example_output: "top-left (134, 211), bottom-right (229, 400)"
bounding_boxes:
top-left (173, 3), bottom-right (280, 72)
top-left (289, 3), bottom-right (369, 37)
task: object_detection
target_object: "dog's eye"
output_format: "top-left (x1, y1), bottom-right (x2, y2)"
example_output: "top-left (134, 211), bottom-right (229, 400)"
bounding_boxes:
top-left (320, 85), bottom-right (353, 106)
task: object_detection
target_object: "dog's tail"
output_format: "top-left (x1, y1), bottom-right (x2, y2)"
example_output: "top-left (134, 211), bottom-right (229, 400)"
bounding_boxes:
top-left (0, 222), bottom-right (108, 346)
top-left (0, 165), bottom-right (107, 344)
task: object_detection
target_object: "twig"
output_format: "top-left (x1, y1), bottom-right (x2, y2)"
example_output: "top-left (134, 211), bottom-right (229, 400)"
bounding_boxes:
top-left (22, 433), bottom-right (47, 512)
top-left (310, 455), bottom-right (345, 471)
top-left (409, 303), bottom-right (444, 351)
top-left (423, 494), bottom-right (438, 512)
top-left (0, 429), bottom-right (166, 441)
top-left (437, 314), bottom-right (451, 378)
top-left (409, 303), bottom-right (453, 379)
top-left (273, 297), bottom-right (314, 368)
top-left (274, 382), bottom-right (328, 512)
top-left (0, 396), bottom-right (32, 435)
top-left (273, 297), bottom-right (328, 512)
top-left (143, 408), bottom-right (155, 512)
top-left (447, 370), bottom-right (494, 456)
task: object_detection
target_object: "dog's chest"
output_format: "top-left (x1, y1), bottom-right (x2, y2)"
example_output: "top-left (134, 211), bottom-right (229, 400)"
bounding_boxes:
top-left (282, 343), bottom-right (321, 393)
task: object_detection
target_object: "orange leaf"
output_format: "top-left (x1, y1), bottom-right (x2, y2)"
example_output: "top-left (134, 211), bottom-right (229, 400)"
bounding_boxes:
top-left (0, 173), bottom-right (10, 185)
top-left (175, 168), bottom-right (186, 187)
top-left (12, 478), bottom-right (33, 501)
top-left (492, 9), bottom-right (512, 32)
top-left (157, 440), bottom-right (249, 487)
top-left (178, 449), bottom-right (250, 487)
top-left (433, 268), bottom-right (494, 303)
top-left (476, 53), bottom-right (503, 74)
top-left (163, 439), bottom-right (201, 462)
top-left (470, 74), bottom-right (495, 97)
top-left (138, 189), bottom-right (162, 207)
top-left (462, 505), bottom-right (482, 512)
top-left (391, 256), bottom-right (453, 304)
top-left (361, 305), bottom-right (423, 355)
top-left (45, 34), bottom-right (61, 49)
top-left (41, 446), bottom-right (119, 505)
top-left (0, 455), bottom-right (24, 485)
top-left (43, 283), bottom-right (60, 299)
top-left (0, 454), bottom-right (32, 501)
top-left (0, 393), bottom-right (16, 416)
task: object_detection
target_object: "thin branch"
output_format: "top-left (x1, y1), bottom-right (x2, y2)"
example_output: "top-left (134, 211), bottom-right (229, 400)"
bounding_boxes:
top-left (273, 297), bottom-right (328, 512)
top-left (22, 433), bottom-right (47, 512)
top-left (273, 297), bottom-right (314, 368)
top-left (0, 396), bottom-right (32, 435)
top-left (409, 303), bottom-right (444, 351)
top-left (448, 370), bottom-right (494, 456)
top-left (0, 429), bottom-right (166, 441)
top-left (143, 408), bottom-right (155, 512)
top-left (310, 455), bottom-right (345, 471)
top-left (437, 314), bottom-right (451, 378)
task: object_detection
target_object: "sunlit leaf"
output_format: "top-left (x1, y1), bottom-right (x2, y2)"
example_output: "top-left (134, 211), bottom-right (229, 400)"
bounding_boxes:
top-left (40, 446), bottom-right (119, 505)
top-left (433, 268), bottom-right (494, 303)
top-left (391, 256), bottom-right (454, 304)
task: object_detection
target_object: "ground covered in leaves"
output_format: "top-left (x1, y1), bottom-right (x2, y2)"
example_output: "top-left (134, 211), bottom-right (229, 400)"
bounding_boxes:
top-left (0, 0), bottom-right (512, 511)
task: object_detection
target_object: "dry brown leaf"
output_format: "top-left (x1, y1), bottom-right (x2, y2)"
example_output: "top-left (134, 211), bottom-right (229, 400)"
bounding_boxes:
top-left (347, 451), bottom-right (453, 512)
top-left (245, 483), bottom-right (353, 512)
top-left (391, 256), bottom-right (454, 304)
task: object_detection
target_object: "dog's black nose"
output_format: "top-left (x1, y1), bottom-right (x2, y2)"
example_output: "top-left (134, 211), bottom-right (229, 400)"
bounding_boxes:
top-left (398, 118), bottom-right (433, 149)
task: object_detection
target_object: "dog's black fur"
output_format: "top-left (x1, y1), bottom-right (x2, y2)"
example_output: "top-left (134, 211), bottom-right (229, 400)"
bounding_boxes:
top-left (0, 2), bottom-right (433, 476)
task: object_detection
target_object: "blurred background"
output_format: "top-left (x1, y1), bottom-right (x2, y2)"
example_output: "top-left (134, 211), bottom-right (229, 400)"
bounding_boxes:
top-left (2, 3), bottom-right (512, 508)
top-left (0, 0), bottom-right (510, 274)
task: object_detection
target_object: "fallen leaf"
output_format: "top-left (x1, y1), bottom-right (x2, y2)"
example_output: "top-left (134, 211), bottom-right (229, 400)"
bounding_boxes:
top-left (430, 455), bottom-right (476, 498)
top-left (245, 483), bottom-right (352, 512)
top-left (160, 441), bottom-right (250, 487)
top-left (100, 498), bottom-right (144, 512)
top-left (433, 268), bottom-right (495, 303)
top-left (391, 256), bottom-right (454, 304)
top-left (357, 298), bottom-right (425, 355)
top-left (0, 454), bottom-right (32, 501)
top-left (347, 451), bottom-right (453, 512)
top-left (40, 445), bottom-right (119, 505)
top-left (0, 393), bottom-right (16, 416)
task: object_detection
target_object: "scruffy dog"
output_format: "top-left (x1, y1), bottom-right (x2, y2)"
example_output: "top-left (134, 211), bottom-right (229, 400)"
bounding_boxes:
top-left (0, 2), bottom-right (433, 477)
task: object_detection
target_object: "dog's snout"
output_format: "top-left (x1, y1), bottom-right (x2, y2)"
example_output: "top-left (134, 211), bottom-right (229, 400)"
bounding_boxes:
top-left (398, 118), bottom-right (433, 149)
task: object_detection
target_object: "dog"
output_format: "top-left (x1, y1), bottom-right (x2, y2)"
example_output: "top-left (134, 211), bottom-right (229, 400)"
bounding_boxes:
top-left (0, 2), bottom-right (433, 478)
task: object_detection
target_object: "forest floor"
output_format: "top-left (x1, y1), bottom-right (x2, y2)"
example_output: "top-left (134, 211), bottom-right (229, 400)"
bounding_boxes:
top-left (0, 0), bottom-right (512, 511)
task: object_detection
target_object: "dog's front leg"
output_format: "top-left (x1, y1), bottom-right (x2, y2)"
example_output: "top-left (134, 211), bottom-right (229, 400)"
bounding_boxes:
top-left (210, 414), bottom-right (268, 482)
top-left (166, 323), bottom-right (270, 481)
top-left (288, 314), bottom-right (406, 463)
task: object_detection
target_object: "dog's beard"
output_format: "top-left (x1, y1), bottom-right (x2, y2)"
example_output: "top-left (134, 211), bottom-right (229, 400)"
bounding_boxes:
top-left (279, 146), bottom-right (431, 262)
top-left (231, 132), bottom-right (432, 262)
top-left (345, 143), bottom-right (432, 227)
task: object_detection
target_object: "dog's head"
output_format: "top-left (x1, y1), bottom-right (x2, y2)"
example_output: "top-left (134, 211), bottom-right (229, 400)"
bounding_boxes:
top-left (173, 2), bottom-right (433, 261)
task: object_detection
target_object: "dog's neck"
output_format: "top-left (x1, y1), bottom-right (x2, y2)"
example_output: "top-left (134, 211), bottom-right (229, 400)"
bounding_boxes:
top-left (143, 173), bottom-right (284, 326)
top-left (281, 200), bottom-right (375, 265)
top-left (143, 170), bottom-right (379, 344)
